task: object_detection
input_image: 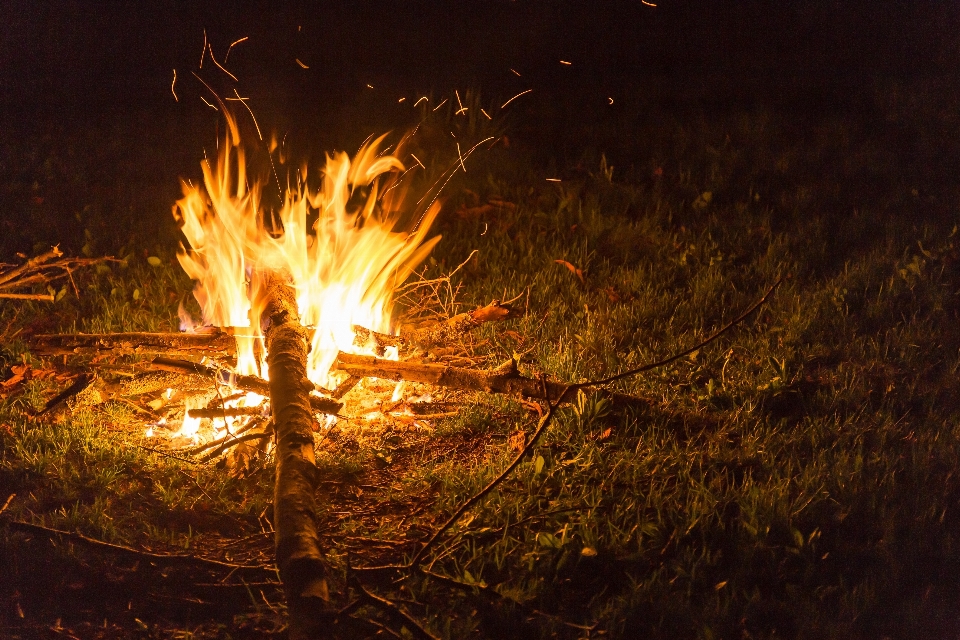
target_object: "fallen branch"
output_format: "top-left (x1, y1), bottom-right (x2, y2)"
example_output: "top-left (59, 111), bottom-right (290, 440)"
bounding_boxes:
top-left (353, 299), bottom-right (518, 354)
top-left (1, 518), bottom-right (273, 573)
top-left (332, 352), bottom-right (645, 408)
top-left (30, 329), bottom-right (238, 358)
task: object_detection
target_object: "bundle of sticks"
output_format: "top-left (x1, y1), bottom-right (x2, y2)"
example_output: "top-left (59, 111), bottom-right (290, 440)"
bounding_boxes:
top-left (29, 297), bottom-right (616, 441)
top-left (0, 246), bottom-right (106, 302)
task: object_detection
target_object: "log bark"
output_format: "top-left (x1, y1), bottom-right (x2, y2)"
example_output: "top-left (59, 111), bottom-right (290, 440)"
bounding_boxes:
top-left (258, 270), bottom-right (333, 638)
top-left (30, 330), bottom-right (238, 358)
top-left (352, 299), bottom-right (518, 355)
top-left (332, 352), bottom-right (652, 409)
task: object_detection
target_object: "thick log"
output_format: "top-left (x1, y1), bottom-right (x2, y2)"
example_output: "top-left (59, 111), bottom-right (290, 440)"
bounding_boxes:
top-left (332, 352), bottom-right (651, 409)
top-left (30, 330), bottom-right (237, 358)
top-left (333, 352), bottom-right (565, 400)
top-left (258, 271), bottom-right (333, 638)
top-left (352, 299), bottom-right (518, 355)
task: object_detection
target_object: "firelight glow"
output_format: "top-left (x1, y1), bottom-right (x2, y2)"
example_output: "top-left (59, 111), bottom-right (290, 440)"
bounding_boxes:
top-left (173, 111), bottom-right (441, 388)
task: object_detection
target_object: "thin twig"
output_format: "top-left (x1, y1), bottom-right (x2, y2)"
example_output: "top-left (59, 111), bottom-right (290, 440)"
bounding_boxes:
top-left (350, 575), bottom-right (439, 640)
top-left (408, 278), bottom-right (783, 567)
top-left (1, 519), bottom-right (274, 573)
top-left (410, 376), bottom-right (568, 567)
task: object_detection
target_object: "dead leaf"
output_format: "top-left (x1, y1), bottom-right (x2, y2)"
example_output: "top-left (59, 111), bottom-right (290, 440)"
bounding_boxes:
top-left (555, 259), bottom-right (585, 284)
top-left (601, 286), bottom-right (621, 303)
top-left (503, 330), bottom-right (523, 343)
top-left (507, 430), bottom-right (526, 452)
top-left (599, 427), bottom-right (612, 441)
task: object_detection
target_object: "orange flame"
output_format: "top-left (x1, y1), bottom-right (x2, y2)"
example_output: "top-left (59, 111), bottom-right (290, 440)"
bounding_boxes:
top-left (174, 113), bottom-right (440, 387)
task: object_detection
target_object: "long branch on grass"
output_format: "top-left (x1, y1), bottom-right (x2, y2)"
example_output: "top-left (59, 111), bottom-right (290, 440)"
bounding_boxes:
top-left (0, 519), bottom-right (273, 573)
top-left (407, 278), bottom-right (783, 568)
top-left (30, 329), bottom-right (238, 357)
top-left (409, 376), bottom-right (566, 567)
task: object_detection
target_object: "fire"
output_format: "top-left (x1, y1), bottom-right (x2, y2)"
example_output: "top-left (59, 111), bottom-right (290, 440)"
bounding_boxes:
top-left (173, 112), bottom-right (440, 388)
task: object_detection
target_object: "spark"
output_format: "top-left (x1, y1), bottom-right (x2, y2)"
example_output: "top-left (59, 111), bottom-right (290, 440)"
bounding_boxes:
top-left (480, 108), bottom-right (492, 120)
top-left (231, 89), bottom-right (263, 140)
top-left (199, 29), bottom-right (207, 68)
top-left (410, 154), bottom-right (426, 169)
top-left (455, 90), bottom-right (467, 114)
top-left (224, 36), bottom-right (248, 63)
top-left (510, 68), bottom-right (521, 76)
top-left (608, 97), bottom-right (614, 104)
top-left (414, 96), bottom-right (428, 106)
top-left (432, 98), bottom-right (448, 111)
top-left (546, 178), bottom-right (562, 182)
top-left (560, 60), bottom-right (572, 65)
top-left (366, 83), bottom-right (374, 89)
top-left (481, 222), bottom-right (488, 236)
top-left (457, 142), bottom-right (466, 173)
top-left (295, 58), bottom-right (309, 68)
top-left (171, 69), bottom-right (178, 101)
top-left (200, 96), bottom-right (218, 110)
top-left (208, 43), bottom-right (238, 82)
top-left (398, 97), bottom-right (406, 103)
top-left (642, 0), bottom-right (657, 5)
top-left (500, 89), bottom-right (532, 109)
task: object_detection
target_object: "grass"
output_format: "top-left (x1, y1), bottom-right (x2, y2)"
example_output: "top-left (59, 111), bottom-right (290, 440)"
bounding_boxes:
top-left (2, 75), bottom-right (960, 638)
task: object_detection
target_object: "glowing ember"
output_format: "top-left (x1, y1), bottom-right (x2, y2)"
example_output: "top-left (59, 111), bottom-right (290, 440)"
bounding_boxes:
top-left (173, 112), bottom-right (441, 388)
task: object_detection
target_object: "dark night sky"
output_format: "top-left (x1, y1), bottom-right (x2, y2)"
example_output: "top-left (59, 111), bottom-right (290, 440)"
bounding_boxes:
top-left (0, 1), bottom-right (958, 256)
top-left (2, 1), bottom-right (957, 121)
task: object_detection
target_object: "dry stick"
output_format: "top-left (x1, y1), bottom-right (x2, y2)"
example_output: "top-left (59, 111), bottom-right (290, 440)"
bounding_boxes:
top-left (199, 431), bottom-right (272, 463)
top-left (187, 405), bottom-right (266, 419)
top-left (150, 357), bottom-right (342, 416)
top-left (258, 270), bottom-right (335, 639)
top-left (352, 299), bottom-right (518, 354)
top-left (332, 352), bottom-right (647, 409)
top-left (407, 277), bottom-right (784, 569)
top-left (0, 292), bottom-right (55, 301)
top-left (1, 518), bottom-right (272, 573)
top-left (0, 246), bottom-right (62, 288)
top-left (346, 565), bottom-right (439, 640)
top-left (30, 330), bottom-right (238, 357)
top-left (410, 376), bottom-right (566, 568)
top-left (187, 417), bottom-right (267, 455)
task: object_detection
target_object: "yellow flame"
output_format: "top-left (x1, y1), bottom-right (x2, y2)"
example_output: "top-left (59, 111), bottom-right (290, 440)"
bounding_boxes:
top-left (174, 112), bottom-right (440, 386)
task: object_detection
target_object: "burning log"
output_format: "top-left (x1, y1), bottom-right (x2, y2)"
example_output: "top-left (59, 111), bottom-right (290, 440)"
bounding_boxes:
top-left (353, 299), bottom-right (518, 355)
top-left (258, 270), bottom-right (334, 637)
top-left (148, 357), bottom-right (342, 416)
top-left (332, 352), bottom-right (651, 409)
top-left (30, 329), bottom-right (237, 358)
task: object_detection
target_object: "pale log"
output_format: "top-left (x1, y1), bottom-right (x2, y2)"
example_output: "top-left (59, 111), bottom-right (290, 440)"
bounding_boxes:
top-left (258, 270), bottom-right (334, 638)
top-left (30, 330), bottom-right (237, 358)
top-left (332, 352), bottom-right (652, 409)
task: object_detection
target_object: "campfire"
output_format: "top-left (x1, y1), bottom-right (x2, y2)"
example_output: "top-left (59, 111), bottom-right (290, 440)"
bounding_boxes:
top-left (23, 108), bottom-right (779, 637)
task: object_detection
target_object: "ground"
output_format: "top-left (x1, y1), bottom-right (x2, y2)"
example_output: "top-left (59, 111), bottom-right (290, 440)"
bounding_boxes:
top-left (1, 45), bottom-right (960, 640)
